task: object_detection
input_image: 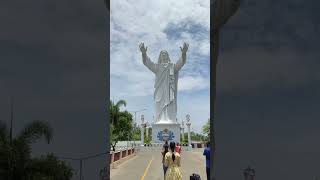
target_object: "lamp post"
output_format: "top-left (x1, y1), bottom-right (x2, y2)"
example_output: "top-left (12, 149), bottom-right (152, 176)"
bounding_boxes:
top-left (129, 108), bottom-right (147, 146)
top-left (145, 122), bottom-right (149, 140)
top-left (140, 114), bottom-right (145, 145)
top-left (130, 108), bottom-right (147, 125)
top-left (181, 120), bottom-right (185, 142)
top-left (186, 114), bottom-right (191, 147)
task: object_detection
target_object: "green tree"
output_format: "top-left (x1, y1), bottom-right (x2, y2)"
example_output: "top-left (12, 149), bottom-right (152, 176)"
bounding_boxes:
top-left (144, 127), bottom-right (151, 144)
top-left (26, 153), bottom-right (73, 180)
top-left (190, 132), bottom-right (206, 141)
top-left (109, 100), bottom-right (126, 125)
top-left (132, 123), bottom-right (141, 141)
top-left (181, 133), bottom-right (188, 144)
top-left (181, 131), bottom-right (206, 143)
top-left (110, 100), bottom-right (133, 151)
top-left (202, 119), bottom-right (210, 141)
top-left (143, 126), bottom-right (152, 145)
top-left (0, 120), bottom-right (73, 180)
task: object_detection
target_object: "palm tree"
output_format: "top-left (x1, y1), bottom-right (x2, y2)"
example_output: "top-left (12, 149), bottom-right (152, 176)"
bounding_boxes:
top-left (110, 100), bottom-right (134, 151)
top-left (110, 99), bottom-right (127, 125)
top-left (0, 120), bottom-right (53, 179)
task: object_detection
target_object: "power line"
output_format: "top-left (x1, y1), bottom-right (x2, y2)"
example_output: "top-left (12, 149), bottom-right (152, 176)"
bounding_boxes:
top-left (58, 152), bottom-right (109, 180)
top-left (59, 152), bottom-right (108, 161)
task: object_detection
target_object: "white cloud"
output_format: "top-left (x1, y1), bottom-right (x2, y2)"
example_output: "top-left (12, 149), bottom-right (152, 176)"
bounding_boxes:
top-left (179, 76), bottom-right (210, 92)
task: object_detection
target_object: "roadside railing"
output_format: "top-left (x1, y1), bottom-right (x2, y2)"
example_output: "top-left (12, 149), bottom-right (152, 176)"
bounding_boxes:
top-left (109, 147), bottom-right (135, 167)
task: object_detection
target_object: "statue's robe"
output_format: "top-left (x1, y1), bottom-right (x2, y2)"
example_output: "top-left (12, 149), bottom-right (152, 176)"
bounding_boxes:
top-left (143, 56), bottom-right (185, 124)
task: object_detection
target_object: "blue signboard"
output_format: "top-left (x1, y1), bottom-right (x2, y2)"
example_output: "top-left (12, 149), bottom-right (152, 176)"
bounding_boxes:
top-left (157, 128), bottom-right (174, 141)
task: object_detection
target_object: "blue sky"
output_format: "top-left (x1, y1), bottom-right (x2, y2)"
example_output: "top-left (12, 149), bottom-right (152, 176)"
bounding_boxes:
top-left (110, 0), bottom-right (210, 133)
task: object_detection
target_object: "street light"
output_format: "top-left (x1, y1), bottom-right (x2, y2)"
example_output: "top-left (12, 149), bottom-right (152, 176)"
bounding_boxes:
top-left (129, 108), bottom-right (147, 124)
top-left (128, 108), bottom-right (147, 146)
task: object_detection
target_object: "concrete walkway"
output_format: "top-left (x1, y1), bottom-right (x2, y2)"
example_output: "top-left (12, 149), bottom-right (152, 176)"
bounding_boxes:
top-left (110, 148), bottom-right (206, 180)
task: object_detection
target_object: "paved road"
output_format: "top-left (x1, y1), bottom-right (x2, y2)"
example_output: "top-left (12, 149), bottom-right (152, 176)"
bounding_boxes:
top-left (110, 148), bottom-right (206, 180)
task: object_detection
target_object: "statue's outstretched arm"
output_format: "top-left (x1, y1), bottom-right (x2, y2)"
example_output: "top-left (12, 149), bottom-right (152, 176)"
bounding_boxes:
top-left (139, 42), bottom-right (157, 73)
top-left (175, 42), bottom-right (189, 72)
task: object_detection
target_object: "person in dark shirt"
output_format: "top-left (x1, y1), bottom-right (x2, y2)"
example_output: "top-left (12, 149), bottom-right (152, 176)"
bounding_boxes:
top-left (203, 142), bottom-right (210, 180)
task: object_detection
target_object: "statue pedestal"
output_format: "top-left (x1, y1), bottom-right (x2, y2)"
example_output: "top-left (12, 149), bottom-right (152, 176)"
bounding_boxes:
top-left (151, 123), bottom-right (180, 143)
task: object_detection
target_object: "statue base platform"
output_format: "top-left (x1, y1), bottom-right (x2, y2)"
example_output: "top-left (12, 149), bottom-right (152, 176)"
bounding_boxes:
top-left (151, 123), bottom-right (180, 143)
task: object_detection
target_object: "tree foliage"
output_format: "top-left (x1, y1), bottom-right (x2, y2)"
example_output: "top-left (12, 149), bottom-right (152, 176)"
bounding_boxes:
top-left (0, 120), bottom-right (73, 180)
top-left (110, 100), bottom-right (133, 151)
top-left (110, 100), bottom-right (126, 125)
top-left (26, 153), bottom-right (73, 180)
top-left (131, 123), bottom-right (143, 141)
top-left (202, 118), bottom-right (210, 141)
top-left (144, 127), bottom-right (151, 144)
top-left (181, 132), bottom-right (207, 142)
top-left (190, 132), bottom-right (206, 141)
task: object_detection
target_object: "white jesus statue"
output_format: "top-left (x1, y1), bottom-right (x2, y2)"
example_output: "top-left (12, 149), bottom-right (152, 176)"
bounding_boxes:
top-left (139, 42), bottom-right (189, 124)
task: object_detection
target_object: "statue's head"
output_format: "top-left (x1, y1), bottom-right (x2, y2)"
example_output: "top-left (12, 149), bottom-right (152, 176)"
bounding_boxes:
top-left (158, 50), bottom-right (170, 64)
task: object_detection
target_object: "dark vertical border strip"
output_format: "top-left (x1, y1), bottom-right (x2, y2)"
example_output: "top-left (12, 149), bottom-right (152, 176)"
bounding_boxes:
top-left (105, 0), bottom-right (110, 179)
top-left (210, 0), bottom-right (216, 180)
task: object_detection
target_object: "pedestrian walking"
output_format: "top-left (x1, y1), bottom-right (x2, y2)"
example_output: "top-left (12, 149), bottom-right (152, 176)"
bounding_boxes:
top-left (175, 142), bottom-right (182, 154)
top-left (164, 142), bottom-right (182, 180)
top-left (203, 142), bottom-right (210, 180)
top-left (161, 140), bottom-right (169, 178)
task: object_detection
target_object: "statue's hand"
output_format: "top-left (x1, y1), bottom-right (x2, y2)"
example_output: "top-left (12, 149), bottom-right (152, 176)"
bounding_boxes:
top-left (139, 42), bottom-right (148, 54)
top-left (180, 42), bottom-right (189, 54)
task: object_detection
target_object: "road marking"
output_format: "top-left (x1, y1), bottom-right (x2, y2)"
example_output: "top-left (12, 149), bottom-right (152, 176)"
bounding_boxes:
top-left (114, 155), bottom-right (137, 168)
top-left (140, 156), bottom-right (154, 180)
top-left (110, 155), bottom-right (138, 178)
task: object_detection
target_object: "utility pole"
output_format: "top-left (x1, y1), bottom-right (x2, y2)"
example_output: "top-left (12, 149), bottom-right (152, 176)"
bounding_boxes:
top-left (9, 96), bottom-right (13, 144)
top-left (8, 96), bottom-right (14, 180)
top-left (140, 115), bottom-right (145, 145)
top-left (59, 152), bottom-right (108, 180)
top-left (186, 114), bottom-right (191, 147)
